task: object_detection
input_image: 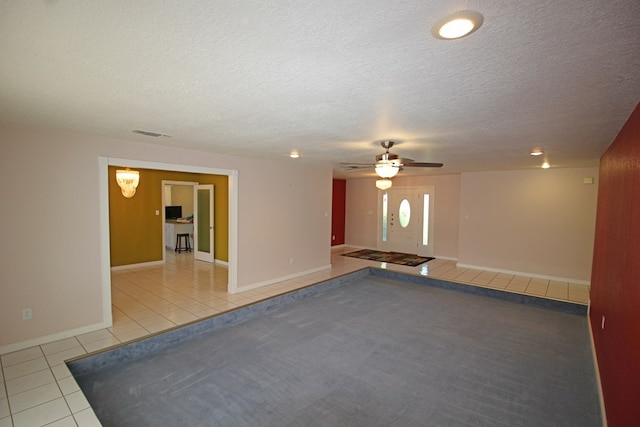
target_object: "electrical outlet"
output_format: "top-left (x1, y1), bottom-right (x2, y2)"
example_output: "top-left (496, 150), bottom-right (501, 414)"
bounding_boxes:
top-left (289, 258), bottom-right (294, 265)
top-left (22, 308), bottom-right (32, 320)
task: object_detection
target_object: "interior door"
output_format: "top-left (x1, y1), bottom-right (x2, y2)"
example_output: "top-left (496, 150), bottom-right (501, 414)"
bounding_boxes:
top-left (387, 188), bottom-right (420, 254)
top-left (194, 184), bottom-right (214, 263)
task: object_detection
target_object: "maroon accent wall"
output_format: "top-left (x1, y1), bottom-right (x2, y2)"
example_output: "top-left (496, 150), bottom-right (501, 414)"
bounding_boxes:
top-left (331, 179), bottom-right (346, 246)
top-left (590, 102), bottom-right (640, 426)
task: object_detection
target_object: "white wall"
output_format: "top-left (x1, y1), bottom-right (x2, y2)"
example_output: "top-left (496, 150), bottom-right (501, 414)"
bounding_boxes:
top-left (237, 156), bottom-right (333, 287)
top-left (0, 123), bottom-right (332, 351)
top-left (345, 168), bottom-right (597, 283)
top-left (344, 179), bottom-right (380, 249)
top-left (458, 167), bottom-right (598, 282)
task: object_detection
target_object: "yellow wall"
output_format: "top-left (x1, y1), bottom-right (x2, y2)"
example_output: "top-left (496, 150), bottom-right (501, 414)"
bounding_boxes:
top-left (109, 167), bottom-right (228, 266)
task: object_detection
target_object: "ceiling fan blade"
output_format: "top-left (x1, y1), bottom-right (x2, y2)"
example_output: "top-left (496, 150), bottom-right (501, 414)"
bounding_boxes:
top-left (402, 162), bottom-right (444, 168)
top-left (340, 162), bottom-right (374, 166)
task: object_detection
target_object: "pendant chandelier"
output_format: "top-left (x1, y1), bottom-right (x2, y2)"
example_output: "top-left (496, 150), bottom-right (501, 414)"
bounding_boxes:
top-left (116, 169), bottom-right (140, 198)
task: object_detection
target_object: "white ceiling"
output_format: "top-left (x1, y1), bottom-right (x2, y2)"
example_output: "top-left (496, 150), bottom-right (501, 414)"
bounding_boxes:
top-left (1, 1), bottom-right (639, 178)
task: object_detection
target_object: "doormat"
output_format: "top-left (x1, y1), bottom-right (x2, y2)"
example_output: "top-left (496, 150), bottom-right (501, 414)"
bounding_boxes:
top-left (342, 249), bottom-right (435, 266)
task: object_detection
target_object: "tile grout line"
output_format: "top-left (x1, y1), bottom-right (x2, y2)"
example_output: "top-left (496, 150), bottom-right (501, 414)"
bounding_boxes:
top-left (1, 359), bottom-right (15, 427)
top-left (50, 349), bottom-right (77, 427)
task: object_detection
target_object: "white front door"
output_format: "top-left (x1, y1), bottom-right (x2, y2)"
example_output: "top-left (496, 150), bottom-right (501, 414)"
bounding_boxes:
top-left (194, 184), bottom-right (214, 263)
top-left (381, 186), bottom-right (435, 256)
top-left (387, 188), bottom-right (420, 254)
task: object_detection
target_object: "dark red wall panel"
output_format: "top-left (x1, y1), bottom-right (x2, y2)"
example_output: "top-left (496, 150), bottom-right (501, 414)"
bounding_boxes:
top-left (331, 179), bottom-right (346, 246)
top-left (590, 102), bottom-right (640, 426)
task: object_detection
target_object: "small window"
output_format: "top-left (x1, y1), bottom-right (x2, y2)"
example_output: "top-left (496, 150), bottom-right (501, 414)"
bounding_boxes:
top-left (382, 193), bottom-right (388, 241)
top-left (423, 194), bottom-right (430, 245)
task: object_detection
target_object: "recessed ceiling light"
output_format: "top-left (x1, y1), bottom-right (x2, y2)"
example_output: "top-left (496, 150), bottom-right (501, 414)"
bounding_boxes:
top-left (289, 152), bottom-right (300, 159)
top-left (431, 10), bottom-right (484, 40)
top-left (530, 149), bottom-right (544, 156)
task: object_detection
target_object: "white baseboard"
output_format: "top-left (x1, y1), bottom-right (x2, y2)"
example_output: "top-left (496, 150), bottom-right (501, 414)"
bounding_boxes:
top-left (0, 319), bottom-right (112, 355)
top-left (112, 259), bottom-right (228, 270)
top-left (341, 244), bottom-right (370, 250)
top-left (588, 318), bottom-right (608, 426)
top-left (237, 264), bottom-right (332, 292)
top-left (456, 263), bottom-right (590, 286)
top-left (111, 260), bottom-right (165, 271)
top-left (433, 255), bottom-right (458, 261)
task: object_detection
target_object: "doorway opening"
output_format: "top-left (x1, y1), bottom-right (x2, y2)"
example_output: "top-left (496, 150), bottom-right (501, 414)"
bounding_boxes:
top-left (378, 185), bottom-right (435, 257)
top-left (162, 181), bottom-right (198, 258)
top-left (99, 157), bottom-right (239, 328)
top-left (162, 181), bottom-right (221, 264)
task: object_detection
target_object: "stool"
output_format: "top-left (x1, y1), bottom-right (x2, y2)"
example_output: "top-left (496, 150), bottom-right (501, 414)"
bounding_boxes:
top-left (175, 233), bottom-right (191, 252)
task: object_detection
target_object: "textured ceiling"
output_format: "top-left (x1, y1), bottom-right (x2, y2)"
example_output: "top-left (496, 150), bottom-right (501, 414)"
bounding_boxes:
top-left (1, 1), bottom-right (639, 178)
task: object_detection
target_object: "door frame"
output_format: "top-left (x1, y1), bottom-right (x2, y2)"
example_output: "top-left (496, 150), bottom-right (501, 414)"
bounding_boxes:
top-left (162, 180), bottom-right (198, 255)
top-left (99, 157), bottom-right (239, 324)
top-left (377, 185), bottom-right (435, 256)
top-left (194, 184), bottom-right (215, 263)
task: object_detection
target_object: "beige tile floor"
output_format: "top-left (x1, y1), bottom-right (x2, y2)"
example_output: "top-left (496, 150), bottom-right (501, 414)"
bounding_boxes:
top-left (0, 247), bottom-right (590, 426)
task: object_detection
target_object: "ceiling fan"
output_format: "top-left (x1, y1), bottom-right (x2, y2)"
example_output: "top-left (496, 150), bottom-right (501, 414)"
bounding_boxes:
top-left (341, 140), bottom-right (443, 178)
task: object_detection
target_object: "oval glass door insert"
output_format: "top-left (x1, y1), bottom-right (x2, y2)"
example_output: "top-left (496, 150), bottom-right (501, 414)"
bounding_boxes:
top-left (399, 199), bottom-right (411, 228)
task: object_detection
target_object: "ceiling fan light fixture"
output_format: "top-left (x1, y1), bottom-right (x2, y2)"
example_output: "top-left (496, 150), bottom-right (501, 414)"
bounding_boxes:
top-left (530, 149), bottom-right (544, 156)
top-left (541, 161), bottom-right (551, 169)
top-left (431, 10), bottom-right (484, 40)
top-left (376, 179), bottom-right (393, 190)
top-left (289, 151), bottom-right (300, 159)
top-left (375, 162), bottom-right (400, 178)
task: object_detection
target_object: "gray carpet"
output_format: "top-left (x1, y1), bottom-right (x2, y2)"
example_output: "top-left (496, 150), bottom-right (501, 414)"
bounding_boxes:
top-left (72, 275), bottom-right (601, 426)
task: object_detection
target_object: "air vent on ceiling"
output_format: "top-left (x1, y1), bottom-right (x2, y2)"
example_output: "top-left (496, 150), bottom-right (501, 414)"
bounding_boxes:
top-left (132, 129), bottom-right (171, 138)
